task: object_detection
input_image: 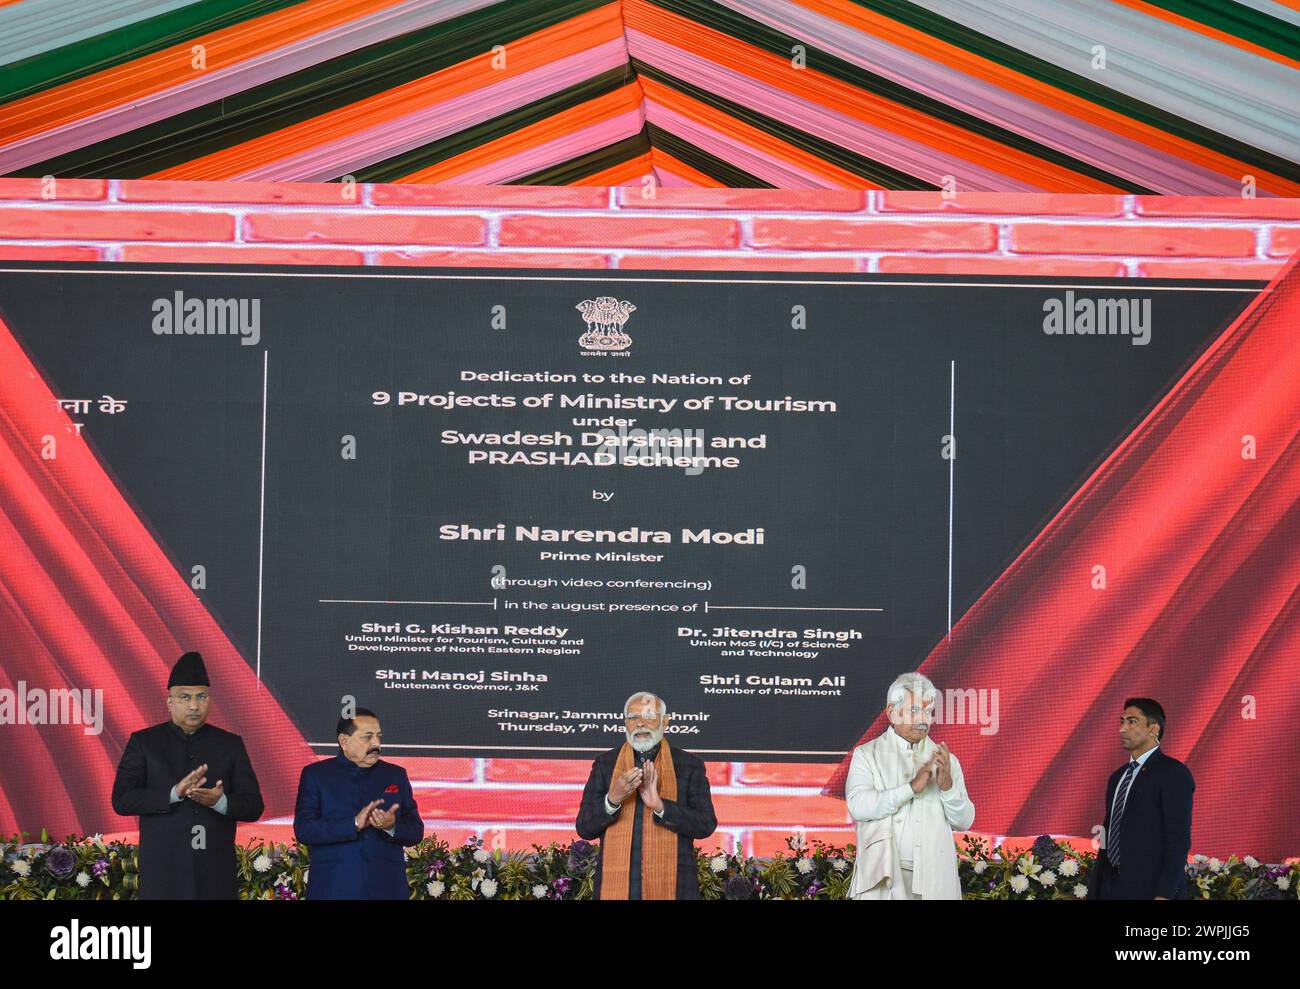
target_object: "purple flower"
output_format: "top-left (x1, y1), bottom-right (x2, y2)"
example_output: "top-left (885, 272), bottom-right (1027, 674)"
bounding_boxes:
top-left (806, 881), bottom-right (823, 898)
top-left (567, 840), bottom-right (597, 876)
top-left (430, 859), bottom-right (446, 873)
top-left (92, 858), bottom-right (110, 877)
top-left (44, 847), bottom-right (76, 879)
top-left (1031, 835), bottom-right (1064, 870)
top-left (723, 874), bottom-right (754, 900)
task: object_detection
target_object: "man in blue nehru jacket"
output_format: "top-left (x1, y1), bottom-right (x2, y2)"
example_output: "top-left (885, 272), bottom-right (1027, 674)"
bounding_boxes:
top-left (294, 707), bottom-right (423, 899)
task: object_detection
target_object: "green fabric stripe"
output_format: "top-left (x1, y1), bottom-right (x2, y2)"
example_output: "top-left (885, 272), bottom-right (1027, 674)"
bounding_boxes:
top-left (846, 0), bottom-right (1300, 181)
top-left (0, 0), bottom-right (310, 106)
top-left (13, 0), bottom-right (611, 179)
top-left (644, 0), bottom-right (1155, 191)
top-left (345, 65), bottom-right (630, 183)
top-left (635, 60), bottom-right (935, 189)
top-left (510, 129), bottom-right (657, 185)
top-left (1140, 0), bottom-right (1300, 62)
top-left (643, 121), bottom-right (775, 186)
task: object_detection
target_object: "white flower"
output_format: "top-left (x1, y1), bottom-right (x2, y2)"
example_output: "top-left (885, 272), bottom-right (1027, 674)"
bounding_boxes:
top-left (972, 860), bottom-right (988, 875)
top-left (1192, 854), bottom-right (1208, 864)
top-left (473, 848), bottom-right (490, 863)
top-left (1208, 857), bottom-right (1222, 872)
top-left (427, 880), bottom-right (444, 897)
top-left (1009, 874), bottom-right (1029, 894)
top-left (789, 831), bottom-right (807, 851)
top-left (75, 871), bottom-right (91, 888)
top-left (795, 858), bottom-right (814, 875)
top-left (832, 858), bottom-right (848, 872)
top-left (1074, 884), bottom-right (1088, 899)
top-left (273, 873), bottom-right (288, 888)
top-left (1037, 870), bottom-right (1057, 887)
top-left (532, 884), bottom-right (547, 898)
top-left (709, 854), bottom-right (727, 873)
top-left (480, 879), bottom-right (498, 898)
top-left (1243, 855), bottom-right (1260, 869)
top-left (1059, 859), bottom-right (1079, 877)
top-left (252, 854), bottom-right (272, 873)
top-left (1278, 876), bottom-right (1291, 892)
top-left (13, 860), bottom-right (30, 877)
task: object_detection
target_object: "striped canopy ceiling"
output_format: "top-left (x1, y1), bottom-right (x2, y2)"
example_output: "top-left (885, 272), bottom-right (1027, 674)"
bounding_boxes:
top-left (1, 0), bottom-right (1298, 194)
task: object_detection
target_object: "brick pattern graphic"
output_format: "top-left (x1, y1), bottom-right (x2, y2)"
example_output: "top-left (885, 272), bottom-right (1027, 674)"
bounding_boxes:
top-left (4, 177), bottom-right (1295, 855)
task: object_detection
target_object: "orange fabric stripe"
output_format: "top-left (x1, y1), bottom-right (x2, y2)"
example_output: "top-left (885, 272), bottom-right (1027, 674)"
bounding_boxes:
top-left (149, 5), bottom-right (625, 180)
top-left (790, 0), bottom-right (1300, 196)
top-left (1111, 0), bottom-right (1300, 70)
top-left (577, 152), bottom-right (657, 186)
top-left (648, 149), bottom-right (727, 187)
top-left (640, 75), bottom-right (882, 188)
top-left (579, 152), bottom-right (660, 184)
top-left (398, 82), bottom-right (643, 184)
top-left (624, 0), bottom-right (1118, 192)
top-left (0, 0), bottom-right (415, 146)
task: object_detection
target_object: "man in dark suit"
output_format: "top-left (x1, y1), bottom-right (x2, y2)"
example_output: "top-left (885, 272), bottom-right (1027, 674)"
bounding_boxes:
top-left (1088, 697), bottom-right (1195, 900)
top-left (111, 650), bottom-right (265, 899)
top-left (576, 691), bottom-right (717, 899)
top-left (293, 706), bottom-right (423, 899)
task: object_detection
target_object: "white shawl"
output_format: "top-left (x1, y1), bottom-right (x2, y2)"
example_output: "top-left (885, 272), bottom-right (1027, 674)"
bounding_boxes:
top-left (845, 728), bottom-right (974, 900)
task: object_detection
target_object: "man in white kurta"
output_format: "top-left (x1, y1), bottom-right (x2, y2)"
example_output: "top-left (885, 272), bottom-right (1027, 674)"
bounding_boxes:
top-left (846, 673), bottom-right (975, 899)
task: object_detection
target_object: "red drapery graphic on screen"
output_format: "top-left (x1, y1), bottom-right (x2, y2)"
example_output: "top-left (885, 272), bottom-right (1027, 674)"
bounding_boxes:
top-left (826, 256), bottom-right (1300, 862)
top-left (0, 320), bottom-right (313, 838)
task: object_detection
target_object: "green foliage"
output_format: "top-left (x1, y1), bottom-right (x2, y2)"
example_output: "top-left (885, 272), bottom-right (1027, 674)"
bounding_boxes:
top-left (2, 831), bottom-right (1293, 901)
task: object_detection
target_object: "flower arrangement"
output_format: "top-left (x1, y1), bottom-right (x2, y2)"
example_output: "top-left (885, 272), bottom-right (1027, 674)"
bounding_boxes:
top-left (0, 830), bottom-right (139, 900)
top-left (3, 830), bottom-right (1295, 901)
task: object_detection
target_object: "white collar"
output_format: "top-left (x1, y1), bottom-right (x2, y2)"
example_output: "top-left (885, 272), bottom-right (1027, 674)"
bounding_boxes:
top-left (886, 725), bottom-right (926, 752)
top-left (1130, 744), bottom-right (1159, 767)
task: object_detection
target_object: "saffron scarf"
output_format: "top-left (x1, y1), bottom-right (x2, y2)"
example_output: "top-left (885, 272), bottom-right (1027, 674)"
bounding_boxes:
top-left (598, 741), bottom-right (678, 899)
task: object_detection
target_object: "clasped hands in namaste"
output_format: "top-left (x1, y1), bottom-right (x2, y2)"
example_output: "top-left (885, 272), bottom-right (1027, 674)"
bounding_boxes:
top-left (353, 799), bottom-right (400, 832)
top-left (175, 763), bottom-right (223, 807)
top-left (607, 760), bottom-right (663, 814)
top-left (910, 742), bottom-right (954, 794)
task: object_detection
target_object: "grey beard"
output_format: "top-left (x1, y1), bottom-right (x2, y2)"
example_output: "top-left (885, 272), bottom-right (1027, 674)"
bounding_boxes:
top-left (628, 729), bottom-right (661, 753)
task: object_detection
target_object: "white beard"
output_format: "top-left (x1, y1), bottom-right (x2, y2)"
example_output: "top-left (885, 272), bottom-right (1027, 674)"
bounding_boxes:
top-left (627, 727), bottom-right (662, 753)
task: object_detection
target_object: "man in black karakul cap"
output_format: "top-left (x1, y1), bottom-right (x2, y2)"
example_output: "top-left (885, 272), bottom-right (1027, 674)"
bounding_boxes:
top-left (111, 650), bottom-right (265, 899)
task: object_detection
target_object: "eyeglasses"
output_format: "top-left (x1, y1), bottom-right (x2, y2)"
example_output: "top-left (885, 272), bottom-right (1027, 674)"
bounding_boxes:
top-left (623, 713), bottom-right (663, 725)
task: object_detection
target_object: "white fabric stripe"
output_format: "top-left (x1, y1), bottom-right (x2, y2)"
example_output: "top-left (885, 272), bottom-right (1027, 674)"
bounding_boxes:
top-left (629, 30), bottom-right (1039, 190)
top-left (912, 0), bottom-right (1300, 161)
top-left (0, 0), bottom-right (202, 67)
top-left (0, 0), bottom-right (503, 172)
top-left (1231, 0), bottom-right (1300, 29)
top-left (720, 0), bottom-right (1244, 193)
top-left (232, 39), bottom-right (630, 181)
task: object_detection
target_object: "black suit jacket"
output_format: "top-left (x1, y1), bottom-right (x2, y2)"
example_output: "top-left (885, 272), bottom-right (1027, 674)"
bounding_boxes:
top-left (1087, 746), bottom-right (1194, 900)
top-left (111, 721), bottom-right (264, 899)
top-left (575, 742), bottom-right (717, 899)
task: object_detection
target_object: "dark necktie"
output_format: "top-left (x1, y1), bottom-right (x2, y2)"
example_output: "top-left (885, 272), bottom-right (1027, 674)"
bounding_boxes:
top-left (1107, 760), bottom-right (1139, 868)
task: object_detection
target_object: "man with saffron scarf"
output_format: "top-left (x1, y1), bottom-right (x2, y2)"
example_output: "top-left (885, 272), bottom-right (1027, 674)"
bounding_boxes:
top-left (576, 691), bottom-right (717, 899)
